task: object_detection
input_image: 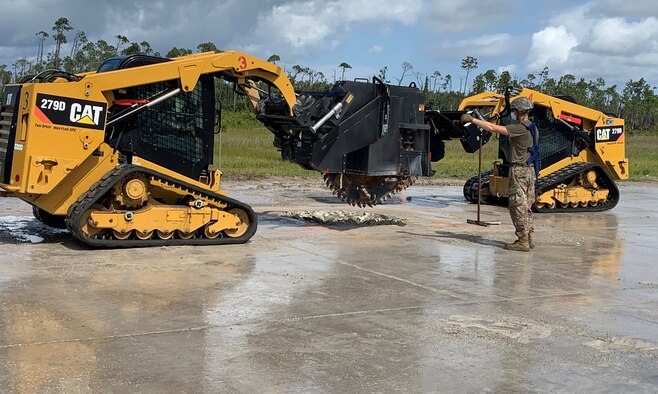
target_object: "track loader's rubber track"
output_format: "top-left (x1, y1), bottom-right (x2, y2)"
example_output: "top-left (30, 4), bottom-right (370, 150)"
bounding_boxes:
top-left (463, 170), bottom-right (494, 204)
top-left (463, 163), bottom-right (619, 212)
top-left (534, 162), bottom-right (619, 213)
top-left (66, 165), bottom-right (258, 248)
top-left (33, 206), bottom-right (67, 229)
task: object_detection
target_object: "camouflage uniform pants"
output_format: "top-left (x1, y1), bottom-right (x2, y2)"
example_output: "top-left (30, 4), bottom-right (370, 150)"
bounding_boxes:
top-left (508, 165), bottom-right (536, 238)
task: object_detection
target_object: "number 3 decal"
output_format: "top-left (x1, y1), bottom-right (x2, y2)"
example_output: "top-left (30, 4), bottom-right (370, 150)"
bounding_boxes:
top-left (237, 56), bottom-right (247, 69)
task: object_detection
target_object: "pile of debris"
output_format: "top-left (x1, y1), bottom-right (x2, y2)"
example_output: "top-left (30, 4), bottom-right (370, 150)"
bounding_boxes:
top-left (280, 210), bottom-right (406, 226)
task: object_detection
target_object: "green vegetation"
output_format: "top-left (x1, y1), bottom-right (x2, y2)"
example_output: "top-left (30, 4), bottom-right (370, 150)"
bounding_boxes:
top-left (218, 119), bottom-right (656, 182)
top-left (216, 112), bottom-right (498, 178)
top-left (217, 125), bottom-right (309, 176)
top-left (432, 139), bottom-right (498, 179)
top-left (216, 123), bottom-right (498, 179)
top-left (626, 134), bottom-right (658, 181)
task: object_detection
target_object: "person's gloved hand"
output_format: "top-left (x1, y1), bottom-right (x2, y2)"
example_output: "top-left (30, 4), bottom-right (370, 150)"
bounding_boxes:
top-left (461, 113), bottom-right (474, 123)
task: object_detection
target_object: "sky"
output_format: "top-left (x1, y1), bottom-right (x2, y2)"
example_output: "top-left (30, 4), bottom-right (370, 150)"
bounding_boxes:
top-left (1, 0), bottom-right (657, 90)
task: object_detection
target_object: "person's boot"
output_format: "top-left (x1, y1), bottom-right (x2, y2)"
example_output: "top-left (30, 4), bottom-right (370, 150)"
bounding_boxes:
top-left (504, 235), bottom-right (531, 252)
top-left (528, 233), bottom-right (535, 249)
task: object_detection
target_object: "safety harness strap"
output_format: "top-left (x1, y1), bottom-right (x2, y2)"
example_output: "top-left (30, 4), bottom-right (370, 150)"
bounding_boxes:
top-left (525, 122), bottom-right (540, 176)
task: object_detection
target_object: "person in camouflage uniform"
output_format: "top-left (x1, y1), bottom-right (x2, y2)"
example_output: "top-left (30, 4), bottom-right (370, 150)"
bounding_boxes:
top-left (461, 97), bottom-right (538, 252)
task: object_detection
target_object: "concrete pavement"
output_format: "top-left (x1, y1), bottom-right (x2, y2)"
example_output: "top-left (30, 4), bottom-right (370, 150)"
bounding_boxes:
top-left (0, 183), bottom-right (656, 392)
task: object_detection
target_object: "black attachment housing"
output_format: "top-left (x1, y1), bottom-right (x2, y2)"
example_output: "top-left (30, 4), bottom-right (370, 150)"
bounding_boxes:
top-left (258, 79), bottom-right (483, 177)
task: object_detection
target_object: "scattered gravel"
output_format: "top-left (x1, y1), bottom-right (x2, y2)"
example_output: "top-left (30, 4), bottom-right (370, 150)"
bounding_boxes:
top-left (279, 210), bottom-right (407, 226)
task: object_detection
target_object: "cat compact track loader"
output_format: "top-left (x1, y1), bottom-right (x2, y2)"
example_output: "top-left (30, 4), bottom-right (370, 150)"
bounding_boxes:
top-left (459, 87), bottom-right (629, 212)
top-left (0, 51), bottom-right (475, 247)
top-left (0, 51), bottom-right (302, 247)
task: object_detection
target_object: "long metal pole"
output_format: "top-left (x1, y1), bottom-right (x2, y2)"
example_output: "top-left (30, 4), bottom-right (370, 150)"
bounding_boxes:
top-left (467, 110), bottom-right (501, 227)
top-left (476, 129), bottom-right (483, 222)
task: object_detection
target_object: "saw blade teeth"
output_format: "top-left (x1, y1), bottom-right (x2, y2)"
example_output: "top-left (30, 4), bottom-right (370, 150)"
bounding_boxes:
top-left (324, 174), bottom-right (415, 207)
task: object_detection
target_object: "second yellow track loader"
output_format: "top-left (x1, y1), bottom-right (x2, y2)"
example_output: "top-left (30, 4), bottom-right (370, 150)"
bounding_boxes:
top-left (459, 87), bottom-right (629, 212)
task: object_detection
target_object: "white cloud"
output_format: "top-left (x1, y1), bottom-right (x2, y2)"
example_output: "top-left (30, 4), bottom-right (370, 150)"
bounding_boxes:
top-left (368, 45), bottom-right (383, 53)
top-left (279, 13), bottom-right (332, 49)
top-left (524, 1), bottom-right (658, 85)
top-left (583, 17), bottom-right (658, 56)
top-left (526, 26), bottom-right (578, 71)
top-left (590, 0), bottom-right (658, 18)
top-left (441, 33), bottom-right (514, 58)
top-left (247, 0), bottom-right (423, 55)
top-left (339, 0), bottom-right (421, 24)
top-left (497, 64), bottom-right (518, 76)
top-left (632, 51), bottom-right (658, 67)
top-left (423, 0), bottom-right (514, 34)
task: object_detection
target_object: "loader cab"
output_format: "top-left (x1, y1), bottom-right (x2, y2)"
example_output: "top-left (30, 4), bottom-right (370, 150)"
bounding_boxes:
top-left (102, 55), bottom-right (217, 181)
top-left (497, 103), bottom-right (583, 177)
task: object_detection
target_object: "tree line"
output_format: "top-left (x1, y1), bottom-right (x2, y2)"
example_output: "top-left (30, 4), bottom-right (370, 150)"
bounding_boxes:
top-left (1, 17), bottom-right (657, 130)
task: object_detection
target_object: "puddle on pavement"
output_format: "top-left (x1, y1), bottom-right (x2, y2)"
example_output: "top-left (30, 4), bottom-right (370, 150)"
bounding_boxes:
top-left (271, 210), bottom-right (407, 226)
top-left (309, 192), bottom-right (461, 208)
top-left (386, 186), bottom-right (465, 208)
top-left (0, 216), bottom-right (68, 244)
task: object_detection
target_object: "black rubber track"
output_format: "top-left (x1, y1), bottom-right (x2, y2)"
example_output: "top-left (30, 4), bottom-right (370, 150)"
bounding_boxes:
top-left (463, 162), bottom-right (620, 213)
top-left (65, 165), bottom-right (258, 248)
top-left (33, 206), bottom-right (67, 229)
top-left (463, 170), bottom-right (494, 204)
top-left (534, 162), bottom-right (619, 213)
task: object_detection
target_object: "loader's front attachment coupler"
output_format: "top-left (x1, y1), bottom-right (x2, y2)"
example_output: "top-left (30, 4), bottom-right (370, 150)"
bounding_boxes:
top-left (425, 110), bottom-right (492, 156)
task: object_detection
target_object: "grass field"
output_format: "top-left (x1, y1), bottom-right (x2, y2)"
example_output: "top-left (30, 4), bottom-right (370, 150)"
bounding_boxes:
top-left (625, 134), bottom-right (658, 180)
top-left (217, 124), bottom-right (657, 182)
top-left (217, 126), bottom-right (310, 176)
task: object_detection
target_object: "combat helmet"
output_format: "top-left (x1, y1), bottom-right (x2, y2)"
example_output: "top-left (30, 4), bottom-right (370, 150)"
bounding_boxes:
top-left (510, 96), bottom-right (533, 111)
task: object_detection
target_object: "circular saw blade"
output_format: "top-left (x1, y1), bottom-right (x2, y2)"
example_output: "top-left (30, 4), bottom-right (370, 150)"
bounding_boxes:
top-left (324, 174), bottom-right (415, 207)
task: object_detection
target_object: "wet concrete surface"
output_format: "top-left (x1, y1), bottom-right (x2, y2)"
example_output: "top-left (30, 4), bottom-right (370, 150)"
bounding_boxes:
top-left (0, 180), bottom-right (656, 392)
